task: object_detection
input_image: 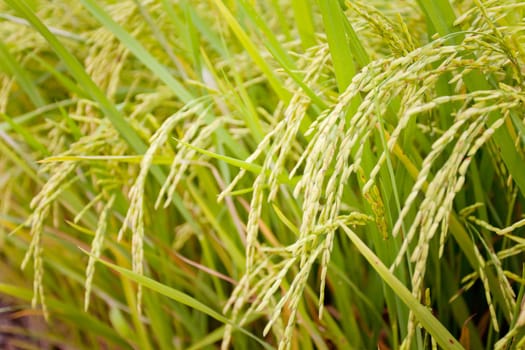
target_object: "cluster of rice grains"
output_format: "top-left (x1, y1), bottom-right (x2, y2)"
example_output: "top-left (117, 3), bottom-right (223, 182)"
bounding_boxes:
top-left (2, 0), bottom-right (525, 349)
top-left (1, 0), bottom-right (191, 318)
top-left (2, 2), bottom-right (134, 319)
top-left (218, 2), bottom-right (525, 349)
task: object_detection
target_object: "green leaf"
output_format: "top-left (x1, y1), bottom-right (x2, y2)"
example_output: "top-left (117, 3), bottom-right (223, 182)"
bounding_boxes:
top-left (209, 0), bottom-right (291, 103)
top-left (318, 0), bottom-right (356, 92)
top-left (0, 283), bottom-right (132, 349)
top-left (0, 41), bottom-right (46, 108)
top-left (91, 252), bottom-right (274, 350)
top-left (340, 224), bottom-right (464, 350)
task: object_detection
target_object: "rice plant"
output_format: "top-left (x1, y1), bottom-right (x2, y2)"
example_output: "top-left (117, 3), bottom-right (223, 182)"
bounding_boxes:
top-left (0, 0), bottom-right (524, 349)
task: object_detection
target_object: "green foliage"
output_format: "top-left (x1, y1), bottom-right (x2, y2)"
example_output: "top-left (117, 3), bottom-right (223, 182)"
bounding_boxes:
top-left (0, 0), bottom-right (524, 349)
